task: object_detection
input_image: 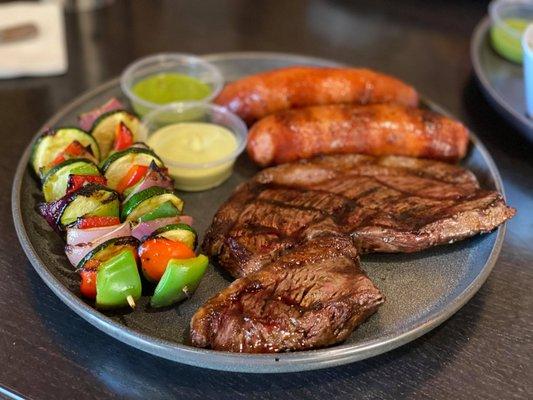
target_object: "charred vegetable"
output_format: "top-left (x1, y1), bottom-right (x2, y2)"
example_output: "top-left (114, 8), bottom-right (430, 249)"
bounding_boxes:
top-left (121, 187), bottom-right (183, 222)
top-left (138, 237), bottom-right (195, 282)
top-left (151, 223), bottom-right (197, 250)
top-left (37, 184), bottom-right (119, 232)
top-left (66, 174), bottom-right (107, 195)
top-left (77, 237), bottom-right (141, 309)
top-left (91, 110), bottom-right (142, 158)
top-left (100, 147), bottom-right (163, 190)
top-left (41, 158), bottom-right (100, 202)
top-left (120, 161), bottom-right (174, 197)
top-left (151, 255), bottom-right (208, 308)
top-left (78, 97), bottom-right (123, 131)
top-left (30, 128), bottom-right (100, 176)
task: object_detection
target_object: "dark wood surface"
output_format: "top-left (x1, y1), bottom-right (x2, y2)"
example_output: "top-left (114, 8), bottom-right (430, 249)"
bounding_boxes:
top-left (1, 0), bottom-right (532, 399)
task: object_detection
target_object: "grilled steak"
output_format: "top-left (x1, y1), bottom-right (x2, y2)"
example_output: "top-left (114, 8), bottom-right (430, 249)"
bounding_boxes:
top-left (191, 235), bottom-right (383, 352)
top-left (193, 154), bottom-right (515, 353)
top-left (203, 154), bottom-right (515, 278)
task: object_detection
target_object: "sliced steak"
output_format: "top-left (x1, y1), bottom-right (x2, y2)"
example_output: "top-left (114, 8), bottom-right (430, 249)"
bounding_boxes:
top-left (203, 154), bottom-right (515, 278)
top-left (191, 235), bottom-right (384, 352)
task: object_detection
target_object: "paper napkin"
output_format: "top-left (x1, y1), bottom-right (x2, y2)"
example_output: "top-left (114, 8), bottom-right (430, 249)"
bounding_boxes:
top-left (0, 1), bottom-right (67, 78)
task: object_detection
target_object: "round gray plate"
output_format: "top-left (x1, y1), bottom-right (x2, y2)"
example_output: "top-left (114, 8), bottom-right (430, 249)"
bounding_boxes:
top-left (471, 17), bottom-right (533, 138)
top-left (12, 52), bottom-right (507, 373)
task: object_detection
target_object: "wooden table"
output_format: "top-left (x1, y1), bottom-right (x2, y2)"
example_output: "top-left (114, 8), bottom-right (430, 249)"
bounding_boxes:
top-left (1, 1), bottom-right (531, 398)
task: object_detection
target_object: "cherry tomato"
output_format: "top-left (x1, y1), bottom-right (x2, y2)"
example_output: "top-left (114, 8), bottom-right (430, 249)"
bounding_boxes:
top-left (138, 238), bottom-right (195, 282)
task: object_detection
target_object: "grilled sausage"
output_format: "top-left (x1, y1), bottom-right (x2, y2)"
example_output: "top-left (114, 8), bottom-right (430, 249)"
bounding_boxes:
top-left (215, 66), bottom-right (419, 124)
top-left (247, 104), bottom-right (469, 166)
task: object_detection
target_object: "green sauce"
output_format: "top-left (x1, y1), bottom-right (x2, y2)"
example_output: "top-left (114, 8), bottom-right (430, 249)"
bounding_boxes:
top-left (491, 18), bottom-right (532, 64)
top-left (132, 73), bottom-right (211, 105)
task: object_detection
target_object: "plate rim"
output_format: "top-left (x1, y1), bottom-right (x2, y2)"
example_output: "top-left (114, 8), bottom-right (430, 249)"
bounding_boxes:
top-left (12, 51), bottom-right (508, 373)
top-left (470, 16), bottom-right (533, 136)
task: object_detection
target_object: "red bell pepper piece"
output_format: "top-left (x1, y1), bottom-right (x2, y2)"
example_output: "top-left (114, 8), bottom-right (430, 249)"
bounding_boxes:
top-left (66, 174), bottom-right (107, 195)
top-left (76, 216), bottom-right (121, 229)
top-left (113, 122), bottom-right (134, 151)
top-left (51, 140), bottom-right (89, 166)
top-left (80, 265), bottom-right (98, 299)
top-left (116, 164), bottom-right (148, 194)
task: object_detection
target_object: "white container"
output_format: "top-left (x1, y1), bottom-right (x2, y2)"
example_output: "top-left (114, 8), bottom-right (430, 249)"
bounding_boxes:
top-left (522, 24), bottom-right (533, 117)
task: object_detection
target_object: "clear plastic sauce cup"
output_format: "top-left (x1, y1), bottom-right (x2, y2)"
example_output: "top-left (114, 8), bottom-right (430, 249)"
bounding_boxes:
top-left (142, 103), bottom-right (248, 192)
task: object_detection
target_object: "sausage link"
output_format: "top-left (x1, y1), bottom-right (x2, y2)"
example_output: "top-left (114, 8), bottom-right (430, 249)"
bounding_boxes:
top-left (247, 104), bottom-right (469, 166)
top-left (215, 66), bottom-right (419, 124)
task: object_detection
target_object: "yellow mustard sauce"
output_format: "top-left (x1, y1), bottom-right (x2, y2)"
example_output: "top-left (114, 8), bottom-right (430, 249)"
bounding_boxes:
top-left (147, 122), bottom-right (238, 191)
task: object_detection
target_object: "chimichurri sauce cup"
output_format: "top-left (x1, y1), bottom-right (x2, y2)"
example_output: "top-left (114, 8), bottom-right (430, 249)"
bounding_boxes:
top-left (121, 53), bottom-right (223, 116)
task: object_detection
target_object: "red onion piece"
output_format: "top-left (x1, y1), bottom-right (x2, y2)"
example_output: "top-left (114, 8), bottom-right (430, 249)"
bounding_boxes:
top-left (66, 222), bottom-right (131, 246)
top-left (131, 216), bottom-right (194, 241)
top-left (177, 215), bottom-right (193, 226)
top-left (77, 98), bottom-right (124, 131)
top-left (65, 222), bottom-right (131, 267)
top-left (65, 243), bottom-right (95, 267)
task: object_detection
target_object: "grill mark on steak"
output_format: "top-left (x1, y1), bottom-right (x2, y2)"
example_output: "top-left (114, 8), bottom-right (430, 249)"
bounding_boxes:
top-left (191, 235), bottom-right (384, 353)
top-left (236, 200), bottom-right (325, 236)
top-left (257, 186), bottom-right (349, 214)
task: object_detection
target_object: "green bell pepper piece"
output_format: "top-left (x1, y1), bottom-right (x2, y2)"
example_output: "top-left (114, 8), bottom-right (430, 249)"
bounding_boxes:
top-left (138, 200), bottom-right (180, 223)
top-left (96, 249), bottom-right (142, 309)
top-left (150, 254), bottom-right (209, 308)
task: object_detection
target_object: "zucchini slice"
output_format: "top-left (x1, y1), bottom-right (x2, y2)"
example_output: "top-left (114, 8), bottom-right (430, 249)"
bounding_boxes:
top-left (151, 223), bottom-right (197, 249)
top-left (60, 186), bottom-right (119, 228)
top-left (38, 184), bottom-right (119, 232)
top-left (41, 159), bottom-right (100, 202)
top-left (77, 236), bottom-right (139, 270)
top-left (138, 201), bottom-right (180, 222)
top-left (91, 110), bottom-right (143, 158)
top-left (121, 187), bottom-right (183, 222)
top-left (101, 147), bottom-right (164, 190)
top-left (30, 128), bottom-right (100, 176)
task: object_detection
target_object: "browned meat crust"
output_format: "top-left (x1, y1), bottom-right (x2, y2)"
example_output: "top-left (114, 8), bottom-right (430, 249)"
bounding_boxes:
top-left (203, 154), bottom-right (515, 278)
top-left (191, 235), bottom-right (384, 353)
top-left (247, 104), bottom-right (469, 166)
top-left (194, 155), bottom-right (515, 352)
top-left (215, 66), bottom-right (419, 124)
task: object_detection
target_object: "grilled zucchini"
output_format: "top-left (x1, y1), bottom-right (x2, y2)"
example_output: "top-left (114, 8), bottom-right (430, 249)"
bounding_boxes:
top-left (41, 159), bottom-right (100, 202)
top-left (30, 128), bottom-right (100, 176)
top-left (91, 110), bottom-right (143, 158)
top-left (121, 187), bottom-right (183, 222)
top-left (38, 184), bottom-right (120, 232)
top-left (101, 147), bottom-right (163, 190)
top-left (77, 236), bottom-right (139, 270)
top-left (151, 223), bottom-right (197, 249)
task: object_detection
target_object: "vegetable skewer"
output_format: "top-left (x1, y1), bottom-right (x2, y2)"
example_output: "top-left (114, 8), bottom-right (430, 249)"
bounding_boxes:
top-left (33, 99), bottom-right (208, 310)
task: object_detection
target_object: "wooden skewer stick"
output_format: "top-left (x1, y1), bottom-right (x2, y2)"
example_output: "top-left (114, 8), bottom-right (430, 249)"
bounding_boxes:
top-left (126, 295), bottom-right (136, 309)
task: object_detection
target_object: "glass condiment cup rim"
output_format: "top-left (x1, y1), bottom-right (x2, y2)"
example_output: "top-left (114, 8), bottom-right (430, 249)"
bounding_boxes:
top-left (141, 101), bottom-right (248, 170)
top-left (120, 53), bottom-right (224, 110)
